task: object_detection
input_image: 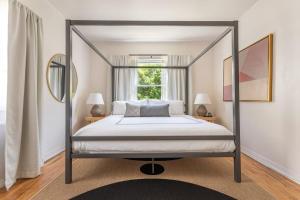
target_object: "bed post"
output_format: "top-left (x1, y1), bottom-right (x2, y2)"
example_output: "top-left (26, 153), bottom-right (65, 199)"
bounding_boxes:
top-left (65, 19), bottom-right (73, 184)
top-left (232, 21), bottom-right (241, 183)
top-left (185, 67), bottom-right (189, 114)
top-left (112, 66), bottom-right (115, 102)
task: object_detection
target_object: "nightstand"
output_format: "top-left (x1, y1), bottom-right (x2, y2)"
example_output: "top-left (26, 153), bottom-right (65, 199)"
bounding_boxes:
top-left (193, 116), bottom-right (217, 123)
top-left (85, 116), bottom-right (106, 124)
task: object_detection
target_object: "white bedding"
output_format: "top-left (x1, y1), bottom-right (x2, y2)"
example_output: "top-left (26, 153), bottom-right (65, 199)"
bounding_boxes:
top-left (73, 115), bottom-right (235, 153)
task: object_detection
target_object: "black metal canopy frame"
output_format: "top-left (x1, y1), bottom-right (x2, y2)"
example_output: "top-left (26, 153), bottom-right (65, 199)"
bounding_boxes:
top-left (65, 20), bottom-right (240, 184)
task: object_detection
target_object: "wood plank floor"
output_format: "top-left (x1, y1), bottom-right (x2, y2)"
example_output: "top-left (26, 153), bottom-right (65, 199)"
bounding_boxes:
top-left (0, 153), bottom-right (299, 200)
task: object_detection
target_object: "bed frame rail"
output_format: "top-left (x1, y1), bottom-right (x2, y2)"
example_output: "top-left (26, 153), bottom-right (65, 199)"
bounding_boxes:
top-left (72, 135), bottom-right (235, 141)
top-left (72, 152), bottom-right (235, 159)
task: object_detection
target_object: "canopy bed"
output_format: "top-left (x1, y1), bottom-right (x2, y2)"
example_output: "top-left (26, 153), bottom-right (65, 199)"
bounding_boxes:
top-left (65, 20), bottom-right (241, 184)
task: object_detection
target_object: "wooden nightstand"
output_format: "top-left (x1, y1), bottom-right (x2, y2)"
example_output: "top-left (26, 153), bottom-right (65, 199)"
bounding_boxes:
top-left (85, 116), bottom-right (106, 124)
top-left (193, 116), bottom-right (217, 123)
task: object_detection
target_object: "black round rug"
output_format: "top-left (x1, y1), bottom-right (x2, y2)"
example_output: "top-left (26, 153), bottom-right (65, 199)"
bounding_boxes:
top-left (71, 179), bottom-right (236, 200)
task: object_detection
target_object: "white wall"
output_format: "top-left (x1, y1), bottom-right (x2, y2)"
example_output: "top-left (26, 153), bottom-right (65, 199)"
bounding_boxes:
top-left (91, 41), bottom-right (215, 115)
top-left (72, 34), bottom-right (97, 132)
top-left (212, 0), bottom-right (300, 183)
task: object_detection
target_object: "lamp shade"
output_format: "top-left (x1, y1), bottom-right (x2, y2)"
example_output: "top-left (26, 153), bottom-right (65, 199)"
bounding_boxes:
top-left (194, 93), bottom-right (211, 105)
top-left (86, 93), bottom-right (104, 105)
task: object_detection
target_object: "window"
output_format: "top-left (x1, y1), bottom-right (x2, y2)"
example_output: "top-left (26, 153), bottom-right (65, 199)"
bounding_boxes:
top-left (0, 0), bottom-right (8, 124)
top-left (136, 56), bottom-right (167, 100)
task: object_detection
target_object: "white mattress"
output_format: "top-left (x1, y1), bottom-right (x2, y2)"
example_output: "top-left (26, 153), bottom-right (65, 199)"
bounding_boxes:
top-left (73, 115), bottom-right (235, 153)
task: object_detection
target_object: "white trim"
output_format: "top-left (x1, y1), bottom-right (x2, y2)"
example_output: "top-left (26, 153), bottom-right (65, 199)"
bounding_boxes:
top-left (242, 145), bottom-right (300, 184)
top-left (42, 146), bottom-right (64, 163)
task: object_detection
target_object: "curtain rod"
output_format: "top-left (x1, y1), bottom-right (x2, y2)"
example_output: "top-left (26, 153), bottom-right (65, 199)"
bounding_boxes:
top-left (51, 61), bottom-right (65, 67)
top-left (112, 66), bottom-right (188, 69)
top-left (129, 54), bottom-right (168, 56)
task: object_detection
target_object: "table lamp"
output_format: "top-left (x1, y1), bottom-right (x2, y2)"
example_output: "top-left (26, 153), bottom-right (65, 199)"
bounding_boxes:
top-left (194, 93), bottom-right (211, 117)
top-left (86, 93), bottom-right (104, 117)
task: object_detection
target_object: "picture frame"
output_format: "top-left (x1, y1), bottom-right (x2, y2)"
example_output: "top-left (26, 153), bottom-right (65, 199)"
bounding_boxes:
top-left (223, 34), bottom-right (273, 102)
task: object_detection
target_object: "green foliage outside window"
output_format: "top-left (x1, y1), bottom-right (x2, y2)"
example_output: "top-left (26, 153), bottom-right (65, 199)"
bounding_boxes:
top-left (137, 63), bottom-right (162, 100)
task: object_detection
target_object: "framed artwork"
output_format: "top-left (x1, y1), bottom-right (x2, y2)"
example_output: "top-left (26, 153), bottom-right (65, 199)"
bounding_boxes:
top-left (223, 34), bottom-right (273, 102)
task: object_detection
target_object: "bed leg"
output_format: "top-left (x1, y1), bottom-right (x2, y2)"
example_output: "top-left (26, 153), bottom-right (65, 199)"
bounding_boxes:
top-left (234, 151), bottom-right (241, 183)
top-left (65, 154), bottom-right (72, 184)
top-left (151, 158), bottom-right (155, 174)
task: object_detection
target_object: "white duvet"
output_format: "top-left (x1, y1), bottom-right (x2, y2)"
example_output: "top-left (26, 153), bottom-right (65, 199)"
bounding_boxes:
top-left (73, 115), bottom-right (235, 153)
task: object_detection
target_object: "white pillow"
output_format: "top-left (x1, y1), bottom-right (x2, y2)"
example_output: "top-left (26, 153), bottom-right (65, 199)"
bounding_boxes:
top-left (112, 101), bottom-right (126, 115)
top-left (112, 100), bottom-right (148, 115)
top-left (148, 100), bottom-right (185, 115)
top-left (168, 100), bottom-right (185, 115)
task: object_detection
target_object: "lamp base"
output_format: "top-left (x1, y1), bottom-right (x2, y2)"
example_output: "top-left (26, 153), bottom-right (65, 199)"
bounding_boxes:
top-left (90, 105), bottom-right (104, 117)
top-left (197, 104), bottom-right (207, 117)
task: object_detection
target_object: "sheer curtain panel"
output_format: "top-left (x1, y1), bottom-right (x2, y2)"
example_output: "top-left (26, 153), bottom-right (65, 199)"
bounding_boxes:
top-left (112, 55), bottom-right (137, 101)
top-left (163, 55), bottom-right (192, 104)
top-left (5, 0), bottom-right (43, 189)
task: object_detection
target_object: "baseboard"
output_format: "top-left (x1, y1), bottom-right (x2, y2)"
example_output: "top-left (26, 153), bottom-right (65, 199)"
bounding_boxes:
top-left (0, 178), bottom-right (4, 189)
top-left (242, 145), bottom-right (300, 184)
top-left (42, 146), bottom-right (65, 163)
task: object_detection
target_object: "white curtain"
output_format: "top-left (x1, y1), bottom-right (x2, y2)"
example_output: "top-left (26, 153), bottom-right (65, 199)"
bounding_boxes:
top-left (111, 55), bottom-right (137, 101)
top-left (163, 55), bottom-right (192, 104)
top-left (0, 0), bottom-right (8, 188)
top-left (5, 0), bottom-right (43, 189)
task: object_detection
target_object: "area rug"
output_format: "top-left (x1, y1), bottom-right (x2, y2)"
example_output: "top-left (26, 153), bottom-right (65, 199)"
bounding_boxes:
top-left (33, 158), bottom-right (275, 200)
top-left (71, 179), bottom-right (235, 200)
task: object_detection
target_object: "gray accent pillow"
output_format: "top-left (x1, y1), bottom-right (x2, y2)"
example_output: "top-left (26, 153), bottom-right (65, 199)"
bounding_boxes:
top-left (124, 103), bottom-right (140, 117)
top-left (140, 104), bottom-right (170, 117)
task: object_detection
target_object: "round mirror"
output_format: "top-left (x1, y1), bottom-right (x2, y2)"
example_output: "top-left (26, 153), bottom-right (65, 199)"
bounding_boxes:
top-left (46, 54), bottom-right (78, 102)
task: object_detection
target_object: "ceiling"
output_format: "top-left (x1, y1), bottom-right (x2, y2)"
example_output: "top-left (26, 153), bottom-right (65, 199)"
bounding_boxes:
top-left (76, 26), bottom-right (228, 42)
top-left (49, 0), bottom-right (258, 42)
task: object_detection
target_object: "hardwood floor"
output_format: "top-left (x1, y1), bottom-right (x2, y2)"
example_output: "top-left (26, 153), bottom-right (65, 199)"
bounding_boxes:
top-left (0, 153), bottom-right (299, 200)
top-left (0, 153), bottom-right (65, 200)
top-left (239, 155), bottom-right (300, 200)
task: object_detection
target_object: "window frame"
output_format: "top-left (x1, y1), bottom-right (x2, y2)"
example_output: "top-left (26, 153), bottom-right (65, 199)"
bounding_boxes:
top-left (135, 56), bottom-right (167, 100)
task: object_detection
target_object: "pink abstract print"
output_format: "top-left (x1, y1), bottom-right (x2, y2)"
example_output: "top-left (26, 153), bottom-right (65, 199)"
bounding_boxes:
top-left (223, 35), bottom-right (272, 101)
